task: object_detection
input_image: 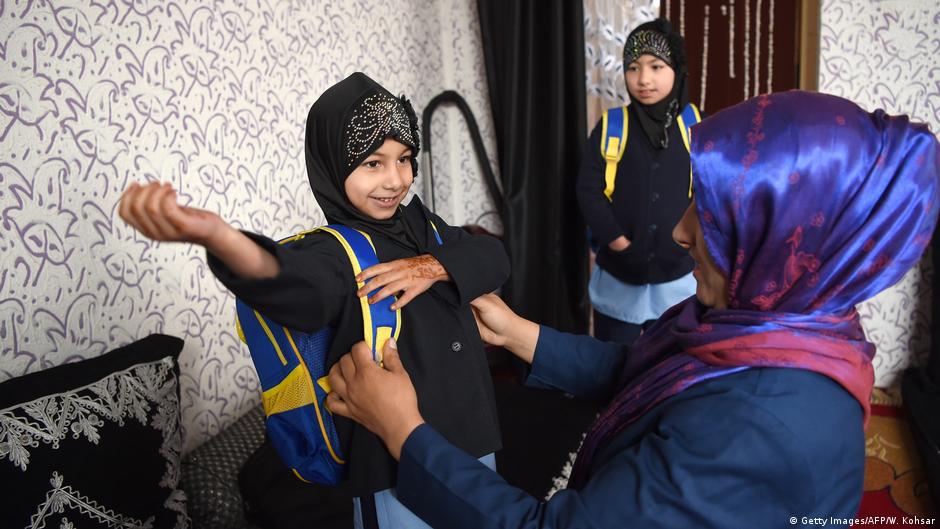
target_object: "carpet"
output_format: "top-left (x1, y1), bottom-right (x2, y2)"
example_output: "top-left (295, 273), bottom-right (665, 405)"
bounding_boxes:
top-left (858, 387), bottom-right (937, 526)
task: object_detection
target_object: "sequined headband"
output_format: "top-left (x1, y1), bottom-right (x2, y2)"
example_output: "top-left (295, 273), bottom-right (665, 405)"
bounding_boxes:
top-left (343, 92), bottom-right (417, 169)
top-left (622, 29), bottom-right (673, 70)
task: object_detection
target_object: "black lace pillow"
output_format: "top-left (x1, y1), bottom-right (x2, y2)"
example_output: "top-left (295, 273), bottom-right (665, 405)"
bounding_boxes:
top-left (0, 334), bottom-right (188, 528)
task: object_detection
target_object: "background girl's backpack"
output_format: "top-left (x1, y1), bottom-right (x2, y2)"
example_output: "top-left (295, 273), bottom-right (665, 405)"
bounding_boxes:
top-left (235, 225), bottom-right (399, 485)
top-left (600, 102), bottom-right (702, 201)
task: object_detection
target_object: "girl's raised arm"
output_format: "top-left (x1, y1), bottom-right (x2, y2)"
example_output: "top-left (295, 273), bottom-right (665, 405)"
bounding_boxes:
top-left (118, 181), bottom-right (279, 279)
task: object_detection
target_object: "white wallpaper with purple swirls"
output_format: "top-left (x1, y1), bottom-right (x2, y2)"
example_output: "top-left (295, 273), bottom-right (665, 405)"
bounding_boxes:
top-left (0, 0), bottom-right (498, 452)
top-left (583, 0), bottom-right (660, 130)
top-left (819, 0), bottom-right (939, 388)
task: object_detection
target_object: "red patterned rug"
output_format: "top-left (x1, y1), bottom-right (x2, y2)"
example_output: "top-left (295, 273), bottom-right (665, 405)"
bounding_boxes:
top-left (857, 388), bottom-right (937, 527)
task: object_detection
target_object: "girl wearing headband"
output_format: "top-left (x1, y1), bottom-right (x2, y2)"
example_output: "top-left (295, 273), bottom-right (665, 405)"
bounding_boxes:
top-left (577, 19), bottom-right (699, 346)
top-left (120, 72), bottom-right (508, 529)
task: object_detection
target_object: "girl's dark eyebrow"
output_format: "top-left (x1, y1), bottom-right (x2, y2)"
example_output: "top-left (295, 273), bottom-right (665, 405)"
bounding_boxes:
top-left (361, 149), bottom-right (411, 162)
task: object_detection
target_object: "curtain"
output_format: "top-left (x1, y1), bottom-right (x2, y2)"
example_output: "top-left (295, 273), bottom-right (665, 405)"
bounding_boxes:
top-left (661, 0), bottom-right (803, 114)
top-left (933, 232), bottom-right (939, 382)
top-left (900, 229), bottom-right (940, 512)
top-left (477, 0), bottom-right (589, 333)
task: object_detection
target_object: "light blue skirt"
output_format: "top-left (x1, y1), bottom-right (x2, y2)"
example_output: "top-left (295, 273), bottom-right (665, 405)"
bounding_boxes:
top-left (353, 453), bottom-right (496, 529)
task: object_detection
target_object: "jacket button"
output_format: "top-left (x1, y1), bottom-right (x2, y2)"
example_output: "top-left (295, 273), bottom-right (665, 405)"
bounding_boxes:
top-left (451, 341), bottom-right (463, 352)
top-left (648, 252), bottom-right (656, 260)
top-left (649, 224), bottom-right (658, 231)
top-left (651, 192), bottom-right (660, 202)
top-left (650, 162), bottom-right (660, 170)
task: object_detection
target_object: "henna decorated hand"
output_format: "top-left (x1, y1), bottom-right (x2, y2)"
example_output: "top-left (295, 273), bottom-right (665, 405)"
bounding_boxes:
top-left (356, 254), bottom-right (450, 310)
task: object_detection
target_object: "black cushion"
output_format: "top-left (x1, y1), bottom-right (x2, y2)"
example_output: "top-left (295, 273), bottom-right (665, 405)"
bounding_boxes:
top-left (180, 405), bottom-right (266, 529)
top-left (0, 334), bottom-right (187, 528)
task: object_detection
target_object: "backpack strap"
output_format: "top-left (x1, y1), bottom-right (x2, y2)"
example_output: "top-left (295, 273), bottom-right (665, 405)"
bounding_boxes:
top-left (236, 219), bottom-right (443, 368)
top-left (317, 225), bottom-right (400, 368)
top-left (429, 220), bottom-right (443, 245)
top-left (676, 103), bottom-right (702, 198)
top-left (324, 219), bottom-right (441, 365)
top-left (600, 106), bottom-right (628, 201)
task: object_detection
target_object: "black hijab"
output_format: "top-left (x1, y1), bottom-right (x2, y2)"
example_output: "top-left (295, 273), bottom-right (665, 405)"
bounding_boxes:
top-left (622, 19), bottom-right (690, 149)
top-left (304, 72), bottom-right (422, 248)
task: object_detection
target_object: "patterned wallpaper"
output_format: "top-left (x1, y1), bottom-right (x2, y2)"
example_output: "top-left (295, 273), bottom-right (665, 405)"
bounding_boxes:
top-left (430, 0), bottom-right (502, 234)
top-left (819, 0), bottom-right (939, 387)
top-left (583, 0), bottom-right (660, 129)
top-left (0, 0), bottom-right (498, 451)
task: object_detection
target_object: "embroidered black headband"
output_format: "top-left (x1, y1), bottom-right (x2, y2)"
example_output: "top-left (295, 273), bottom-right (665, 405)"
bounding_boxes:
top-left (622, 29), bottom-right (674, 70)
top-left (343, 92), bottom-right (419, 170)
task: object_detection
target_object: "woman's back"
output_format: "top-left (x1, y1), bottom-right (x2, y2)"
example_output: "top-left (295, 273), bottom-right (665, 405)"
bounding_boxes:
top-left (586, 367), bottom-right (864, 526)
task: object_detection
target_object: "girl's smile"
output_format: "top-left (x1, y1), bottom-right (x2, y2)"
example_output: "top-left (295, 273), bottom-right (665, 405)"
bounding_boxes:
top-left (369, 191), bottom-right (406, 209)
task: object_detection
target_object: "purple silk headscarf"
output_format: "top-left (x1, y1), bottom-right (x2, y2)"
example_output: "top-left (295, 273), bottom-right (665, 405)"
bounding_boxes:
top-left (567, 91), bottom-right (940, 490)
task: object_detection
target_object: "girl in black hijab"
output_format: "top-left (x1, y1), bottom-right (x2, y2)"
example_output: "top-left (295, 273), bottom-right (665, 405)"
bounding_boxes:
top-left (119, 72), bottom-right (508, 529)
top-left (622, 18), bottom-right (690, 149)
top-left (576, 18), bottom-right (698, 346)
top-left (305, 72), bottom-right (422, 250)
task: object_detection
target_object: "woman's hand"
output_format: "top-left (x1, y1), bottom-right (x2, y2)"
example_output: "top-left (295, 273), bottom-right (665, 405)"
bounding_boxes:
top-left (356, 255), bottom-right (450, 310)
top-left (119, 181), bottom-right (279, 279)
top-left (470, 293), bottom-right (539, 364)
top-left (326, 338), bottom-right (424, 460)
top-left (608, 235), bottom-right (631, 252)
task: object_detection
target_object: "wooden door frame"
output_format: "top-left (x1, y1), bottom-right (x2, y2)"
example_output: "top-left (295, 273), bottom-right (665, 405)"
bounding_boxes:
top-left (798, 0), bottom-right (820, 90)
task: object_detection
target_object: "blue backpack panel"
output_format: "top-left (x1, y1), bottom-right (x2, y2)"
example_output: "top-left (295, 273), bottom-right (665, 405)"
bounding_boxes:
top-left (235, 224), bottom-right (400, 485)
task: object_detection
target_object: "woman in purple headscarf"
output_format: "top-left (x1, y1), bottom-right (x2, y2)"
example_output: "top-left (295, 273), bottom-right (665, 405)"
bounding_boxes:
top-left (325, 91), bottom-right (940, 528)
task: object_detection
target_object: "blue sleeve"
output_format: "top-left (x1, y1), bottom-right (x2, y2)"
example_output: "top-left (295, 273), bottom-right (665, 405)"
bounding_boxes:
top-left (526, 326), bottom-right (626, 401)
top-left (397, 396), bottom-right (816, 529)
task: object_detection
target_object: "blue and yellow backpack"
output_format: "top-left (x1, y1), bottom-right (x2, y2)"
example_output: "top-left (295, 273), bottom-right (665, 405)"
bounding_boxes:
top-left (235, 225), bottom-right (399, 485)
top-left (236, 222), bottom-right (443, 485)
top-left (599, 103), bottom-right (702, 200)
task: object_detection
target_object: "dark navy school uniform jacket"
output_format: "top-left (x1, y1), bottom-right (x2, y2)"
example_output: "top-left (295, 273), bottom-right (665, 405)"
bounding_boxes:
top-left (209, 197), bottom-right (507, 496)
top-left (577, 106), bottom-right (695, 286)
